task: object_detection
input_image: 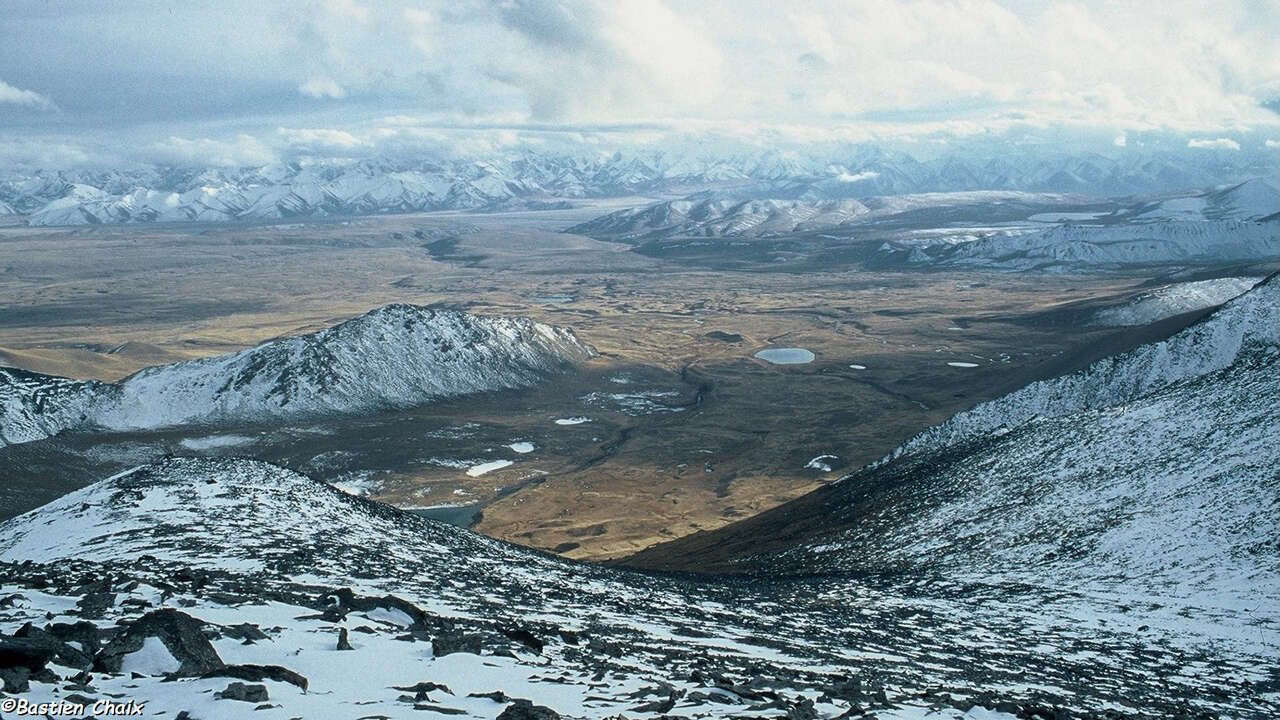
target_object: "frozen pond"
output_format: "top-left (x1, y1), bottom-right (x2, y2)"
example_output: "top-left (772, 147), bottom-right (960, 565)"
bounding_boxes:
top-left (466, 459), bottom-right (514, 477)
top-left (754, 347), bottom-right (815, 365)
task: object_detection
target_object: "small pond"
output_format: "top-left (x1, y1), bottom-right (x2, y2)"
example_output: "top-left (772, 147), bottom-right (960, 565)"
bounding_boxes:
top-left (754, 347), bottom-right (816, 365)
top-left (410, 505), bottom-right (481, 527)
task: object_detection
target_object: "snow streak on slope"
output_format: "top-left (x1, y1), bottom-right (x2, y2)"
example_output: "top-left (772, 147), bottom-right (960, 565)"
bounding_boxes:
top-left (0, 305), bottom-right (593, 447)
top-left (1090, 276), bottom-right (1264, 326)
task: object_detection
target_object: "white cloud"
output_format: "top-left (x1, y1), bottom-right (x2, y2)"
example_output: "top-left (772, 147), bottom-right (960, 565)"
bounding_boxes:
top-left (3, 0), bottom-right (1279, 151)
top-left (1187, 137), bottom-right (1242, 150)
top-left (0, 79), bottom-right (53, 109)
top-left (836, 170), bottom-right (880, 183)
top-left (277, 127), bottom-right (368, 156)
top-left (1266, 139), bottom-right (1280, 148)
top-left (1113, 135), bottom-right (1127, 147)
top-left (299, 77), bottom-right (346, 99)
top-left (147, 135), bottom-right (277, 167)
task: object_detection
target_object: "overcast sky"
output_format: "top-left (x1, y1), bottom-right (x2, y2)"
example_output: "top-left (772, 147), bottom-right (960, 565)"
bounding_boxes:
top-left (2, 0), bottom-right (1278, 167)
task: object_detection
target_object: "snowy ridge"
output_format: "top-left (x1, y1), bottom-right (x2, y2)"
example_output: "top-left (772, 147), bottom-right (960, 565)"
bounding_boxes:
top-left (568, 190), bottom-right (1071, 241)
top-left (0, 368), bottom-right (111, 447)
top-left (0, 305), bottom-right (593, 447)
top-left (1090, 275), bottom-right (1264, 326)
top-left (922, 219), bottom-right (1279, 270)
top-left (568, 197), bottom-right (871, 240)
top-left (1135, 177), bottom-right (1280, 222)
top-left (883, 274), bottom-right (1278, 461)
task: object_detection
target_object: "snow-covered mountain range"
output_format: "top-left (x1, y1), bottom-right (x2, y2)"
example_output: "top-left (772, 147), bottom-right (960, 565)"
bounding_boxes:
top-left (3, 148), bottom-right (1272, 227)
top-left (0, 305), bottom-right (593, 447)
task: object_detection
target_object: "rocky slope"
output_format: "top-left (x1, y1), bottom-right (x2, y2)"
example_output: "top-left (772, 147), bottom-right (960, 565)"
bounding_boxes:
top-left (0, 305), bottom-right (593, 447)
top-left (2, 454), bottom-right (1277, 718)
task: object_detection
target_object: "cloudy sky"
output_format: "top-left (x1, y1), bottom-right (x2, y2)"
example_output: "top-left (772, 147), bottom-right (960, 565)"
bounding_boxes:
top-left (2, 0), bottom-right (1278, 167)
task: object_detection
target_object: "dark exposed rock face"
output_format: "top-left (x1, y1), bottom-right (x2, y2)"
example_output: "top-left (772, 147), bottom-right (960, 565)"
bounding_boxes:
top-left (202, 664), bottom-right (309, 691)
top-left (0, 636), bottom-right (61, 670)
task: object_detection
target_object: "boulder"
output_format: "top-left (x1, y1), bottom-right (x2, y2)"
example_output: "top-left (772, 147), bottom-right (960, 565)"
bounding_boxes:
top-left (497, 699), bottom-right (561, 720)
top-left (94, 609), bottom-right (223, 677)
top-left (216, 682), bottom-right (268, 703)
top-left (432, 631), bottom-right (483, 657)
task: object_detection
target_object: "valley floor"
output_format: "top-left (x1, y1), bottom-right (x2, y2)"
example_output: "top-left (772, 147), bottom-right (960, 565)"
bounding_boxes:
top-left (3, 206), bottom-right (1269, 558)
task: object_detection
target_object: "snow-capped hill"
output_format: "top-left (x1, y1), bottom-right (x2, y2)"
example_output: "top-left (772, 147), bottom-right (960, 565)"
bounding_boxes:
top-left (1126, 176), bottom-right (1279, 222)
top-left (0, 458), bottom-right (485, 570)
top-left (103, 305), bottom-right (594, 430)
top-left (889, 273), bottom-right (1277, 460)
top-left (575, 196), bottom-right (870, 240)
top-left (0, 306), bottom-right (594, 447)
top-left (1090, 275), bottom-right (1264, 326)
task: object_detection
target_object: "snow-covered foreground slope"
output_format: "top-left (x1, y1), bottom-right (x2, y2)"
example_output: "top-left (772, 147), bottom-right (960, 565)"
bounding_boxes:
top-left (0, 305), bottom-right (593, 448)
top-left (2, 456), bottom-right (1277, 718)
top-left (1091, 275), bottom-right (1264, 326)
